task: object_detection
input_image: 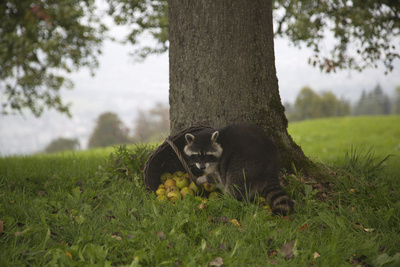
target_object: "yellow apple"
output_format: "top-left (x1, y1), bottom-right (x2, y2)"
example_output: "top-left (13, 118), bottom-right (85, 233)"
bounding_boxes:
top-left (176, 177), bottom-right (190, 189)
top-left (208, 191), bottom-right (220, 199)
top-left (164, 179), bottom-right (176, 189)
top-left (160, 172), bottom-right (172, 184)
top-left (202, 182), bottom-right (217, 192)
top-left (180, 187), bottom-right (194, 198)
top-left (156, 188), bottom-right (166, 196)
top-left (166, 190), bottom-right (181, 202)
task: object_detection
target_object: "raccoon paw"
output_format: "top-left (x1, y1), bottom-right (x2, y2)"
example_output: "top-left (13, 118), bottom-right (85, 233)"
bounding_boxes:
top-left (196, 175), bottom-right (208, 185)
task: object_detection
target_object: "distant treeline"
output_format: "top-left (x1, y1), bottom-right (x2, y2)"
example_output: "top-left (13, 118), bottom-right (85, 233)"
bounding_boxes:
top-left (44, 84), bottom-right (400, 153)
top-left (44, 103), bottom-right (170, 153)
top-left (284, 84), bottom-right (400, 122)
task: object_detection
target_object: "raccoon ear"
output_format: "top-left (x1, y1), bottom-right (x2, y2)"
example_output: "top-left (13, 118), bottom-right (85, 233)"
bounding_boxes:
top-left (211, 131), bottom-right (219, 142)
top-left (185, 133), bottom-right (195, 144)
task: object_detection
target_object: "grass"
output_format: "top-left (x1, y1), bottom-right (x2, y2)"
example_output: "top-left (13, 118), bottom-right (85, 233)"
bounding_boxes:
top-left (1, 116), bottom-right (400, 266)
top-left (288, 115), bottom-right (400, 164)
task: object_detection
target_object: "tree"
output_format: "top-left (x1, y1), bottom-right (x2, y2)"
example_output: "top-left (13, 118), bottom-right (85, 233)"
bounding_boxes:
top-left (393, 86), bottom-right (400, 115)
top-left (132, 102), bottom-right (169, 142)
top-left (0, 0), bottom-right (107, 117)
top-left (353, 84), bottom-right (391, 116)
top-left (44, 137), bottom-right (80, 153)
top-left (285, 87), bottom-right (350, 121)
top-left (294, 87), bottom-right (321, 120)
top-left (107, 0), bottom-right (400, 74)
top-left (88, 112), bottom-right (130, 148)
top-left (274, 0), bottom-right (400, 74)
top-left (168, 0), bottom-right (309, 171)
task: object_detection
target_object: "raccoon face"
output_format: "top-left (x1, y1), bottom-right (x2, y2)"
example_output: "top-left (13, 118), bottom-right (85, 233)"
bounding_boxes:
top-left (184, 131), bottom-right (223, 173)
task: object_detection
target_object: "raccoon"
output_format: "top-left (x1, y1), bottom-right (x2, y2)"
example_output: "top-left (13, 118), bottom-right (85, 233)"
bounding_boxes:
top-left (183, 123), bottom-right (294, 215)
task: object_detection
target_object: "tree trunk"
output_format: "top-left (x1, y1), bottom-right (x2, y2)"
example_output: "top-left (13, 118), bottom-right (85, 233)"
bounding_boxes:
top-left (168, 0), bottom-right (312, 172)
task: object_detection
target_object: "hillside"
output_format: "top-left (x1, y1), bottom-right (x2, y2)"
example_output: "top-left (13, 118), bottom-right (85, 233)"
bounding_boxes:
top-left (288, 115), bottom-right (400, 166)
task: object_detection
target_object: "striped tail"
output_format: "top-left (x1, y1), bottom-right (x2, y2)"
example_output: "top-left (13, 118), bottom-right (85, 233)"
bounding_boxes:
top-left (263, 183), bottom-right (294, 216)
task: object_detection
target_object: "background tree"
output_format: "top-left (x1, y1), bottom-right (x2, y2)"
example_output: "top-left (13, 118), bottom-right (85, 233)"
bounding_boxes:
top-left (44, 137), bottom-right (80, 153)
top-left (88, 112), bottom-right (130, 148)
top-left (393, 86), bottom-right (400, 115)
top-left (107, 0), bottom-right (400, 74)
top-left (274, 0), bottom-right (400, 74)
top-left (132, 102), bottom-right (169, 142)
top-left (286, 87), bottom-right (350, 121)
top-left (353, 84), bottom-right (391, 116)
top-left (0, 0), bottom-right (106, 116)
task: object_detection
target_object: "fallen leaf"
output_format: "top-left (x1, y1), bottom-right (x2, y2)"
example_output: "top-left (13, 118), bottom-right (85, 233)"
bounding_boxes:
top-left (0, 221), bottom-right (3, 232)
top-left (209, 216), bottom-right (229, 224)
top-left (209, 257), bottom-right (223, 266)
top-left (230, 219), bottom-right (240, 227)
top-left (268, 260), bottom-right (278, 265)
top-left (314, 252), bottom-right (320, 259)
top-left (111, 235), bottom-right (122, 240)
top-left (197, 203), bottom-right (208, 210)
top-left (281, 240), bottom-right (295, 260)
top-left (298, 223), bottom-right (308, 232)
top-left (174, 260), bottom-right (182, 266)
top-left (65, 251), bottom-right (72, 259)
top-left (155, 231), bottom-right (166, 240)
top-left (14, 232), bottom-right (23, 237)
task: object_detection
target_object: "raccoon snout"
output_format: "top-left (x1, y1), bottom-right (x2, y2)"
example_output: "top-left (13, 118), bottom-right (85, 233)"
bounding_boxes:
top-left (196, 163), bottom-right (207, 170)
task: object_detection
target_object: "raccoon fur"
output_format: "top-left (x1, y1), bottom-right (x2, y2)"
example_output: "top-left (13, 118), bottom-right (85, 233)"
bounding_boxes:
top-left (183, 123), bottom-right (294, 215)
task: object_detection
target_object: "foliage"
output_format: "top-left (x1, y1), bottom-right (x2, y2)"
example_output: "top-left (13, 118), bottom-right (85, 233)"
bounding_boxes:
top-left (88, 112), bottom-right (130, 148)
top-left (103, 144), bottom-right (155, 186)
top-left (274, 0), bottom-right (400, 73)
top-left (285, 86), bottom-right (350, 121)
top-left (107, 0), bottom-right (399, 74)
top-left (0, 0), bottom-right (107, 117)
top-left (44, 137), bottom-right (80, 153)
top-left (1, 117), bottom-right (400, 265)
top-left (106, 0), bottom-right (168, 60)
top-left (132, 102), bottom-right (169, 142)
top-left (353, 84), bottom-right (391, 116)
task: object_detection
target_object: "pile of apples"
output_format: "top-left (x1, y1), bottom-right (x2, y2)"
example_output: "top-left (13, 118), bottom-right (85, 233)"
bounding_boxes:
top-left (155, 171), bottom-right (219, 202)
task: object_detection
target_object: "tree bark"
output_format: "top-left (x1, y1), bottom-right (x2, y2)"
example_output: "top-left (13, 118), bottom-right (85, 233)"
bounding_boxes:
top-left (168, 0), bottom-right (312, 172)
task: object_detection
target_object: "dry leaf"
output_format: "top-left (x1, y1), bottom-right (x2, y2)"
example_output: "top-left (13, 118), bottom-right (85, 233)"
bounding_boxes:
top-left (230, 219), bottom-right (240, 227)
top-left (313, 252), bottom-right (320, 259)
top-left (209, 257), bottom-right (223, 266)
top-left (0, 221), bottom-right (3, 232)
top-left (281, 240), bottom-right (295, 260)
top-left (268, 259), bottom-right (278, 265)
top-left (111, 235), bottom-right (122, 240)
top-left (197, 203), bottom-right (208, 210)
top-left (65, 251), bottom-right (73, 259)
top-left (155, 231), bottom-right (166, 240)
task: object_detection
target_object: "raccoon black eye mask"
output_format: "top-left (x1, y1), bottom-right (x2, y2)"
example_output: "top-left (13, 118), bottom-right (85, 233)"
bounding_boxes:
top-left (183, 123), bottom-right (294, 215)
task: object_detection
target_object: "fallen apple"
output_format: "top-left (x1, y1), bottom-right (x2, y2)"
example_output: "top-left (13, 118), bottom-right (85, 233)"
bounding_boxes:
top-left (176, 177), bottom-right (190, 189)
top-left (166, 190), bottom-right (181, 202)
top-left (164, 178), bottom-right (176, 189)
top-left (202, 182), bottom-right (217, 192)
top-left (160, 172), bottom-right (172, 184)
top-left (180, 187), bottom-right (194, 198)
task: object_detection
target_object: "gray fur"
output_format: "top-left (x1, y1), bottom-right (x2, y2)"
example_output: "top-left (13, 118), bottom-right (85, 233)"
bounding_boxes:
top-left (183, 123), bottom-right (294, 215)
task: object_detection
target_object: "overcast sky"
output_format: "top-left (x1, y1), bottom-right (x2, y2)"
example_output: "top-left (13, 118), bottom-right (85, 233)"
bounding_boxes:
top-left (1, 26), bottom-right (399, 156)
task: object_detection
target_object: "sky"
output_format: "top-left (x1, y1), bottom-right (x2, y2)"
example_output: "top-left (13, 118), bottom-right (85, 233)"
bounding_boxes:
top-left (1, 23), bottom-right (399, 156)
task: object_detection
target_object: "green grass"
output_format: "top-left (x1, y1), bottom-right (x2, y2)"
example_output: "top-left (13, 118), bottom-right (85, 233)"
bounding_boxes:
top-left (1, 117), bottom-right (400, 266)
top-left (288, 115), bottom-right (400, 164)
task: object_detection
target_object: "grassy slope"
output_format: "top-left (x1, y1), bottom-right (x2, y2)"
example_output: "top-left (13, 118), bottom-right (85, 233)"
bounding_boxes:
top-left (0, 117), bottom-right (399, 266)
top-left (288, 115), bottom-right (400, 164)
